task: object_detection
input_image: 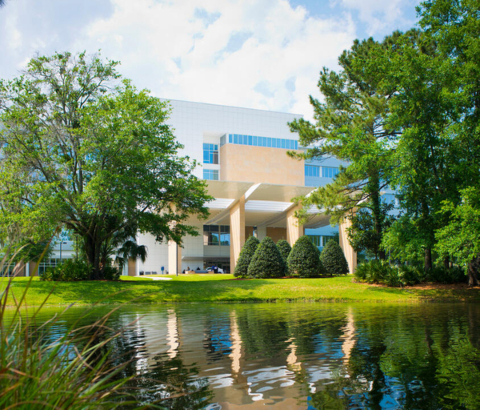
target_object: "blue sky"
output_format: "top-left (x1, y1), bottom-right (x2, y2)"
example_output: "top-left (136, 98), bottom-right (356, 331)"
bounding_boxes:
top-left (0, 0), bottom-right (421, 119)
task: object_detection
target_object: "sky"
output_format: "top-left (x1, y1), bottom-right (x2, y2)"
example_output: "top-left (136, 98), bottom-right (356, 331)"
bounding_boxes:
top-left (0, 0), bottom-right (421, 119)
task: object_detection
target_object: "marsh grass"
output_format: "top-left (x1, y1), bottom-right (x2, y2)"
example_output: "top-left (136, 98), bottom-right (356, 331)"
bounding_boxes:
top-left (0, 248), bottom-right (163, 410)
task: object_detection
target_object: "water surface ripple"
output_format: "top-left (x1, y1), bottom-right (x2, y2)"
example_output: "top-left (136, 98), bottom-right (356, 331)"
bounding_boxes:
top-left (20, 303), bottom-right (480, 409)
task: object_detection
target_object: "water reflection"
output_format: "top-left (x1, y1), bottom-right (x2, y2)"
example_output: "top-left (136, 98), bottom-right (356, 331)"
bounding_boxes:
top-left (18, 303), bottom-right (480, 409)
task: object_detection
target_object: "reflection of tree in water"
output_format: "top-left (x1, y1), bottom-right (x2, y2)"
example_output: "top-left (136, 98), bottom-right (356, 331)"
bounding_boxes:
top-left (304, 306), bottom-right (480, 410)
top-left (130, 353), bottom-right (214, 410)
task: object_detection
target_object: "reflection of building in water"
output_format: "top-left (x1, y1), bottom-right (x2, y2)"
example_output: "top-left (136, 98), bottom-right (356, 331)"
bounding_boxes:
top-left (341, 307), bottom-right (356, 363)
top-left (166, 308), bottom-right (180, 359)
top-left (229, 311), bottom-right (242, 375)
top-left (130, 306), bottom-right (362, 409)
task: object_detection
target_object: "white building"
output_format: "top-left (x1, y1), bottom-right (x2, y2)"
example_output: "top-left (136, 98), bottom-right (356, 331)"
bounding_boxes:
top-left (132, 99), bottom-right (355, 276)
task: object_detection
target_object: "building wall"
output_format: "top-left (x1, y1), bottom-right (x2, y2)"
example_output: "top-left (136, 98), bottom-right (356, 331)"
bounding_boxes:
top-left (137, 233), bottom-right (169, 275)
top-left (165, 99), bottom-right (302, 180)
top-left (220, 144), bottom-right (304, 185)
top-left (266, 227), bottom-right (287, 243)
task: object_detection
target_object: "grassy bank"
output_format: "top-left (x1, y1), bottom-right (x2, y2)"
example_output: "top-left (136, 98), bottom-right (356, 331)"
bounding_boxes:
top-left (2, 274), bottom-right (480, 307)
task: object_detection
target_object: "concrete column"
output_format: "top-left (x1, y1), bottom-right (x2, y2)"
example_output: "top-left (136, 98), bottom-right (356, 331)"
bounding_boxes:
top-left (128, 257), bottom-right (137, 276)
top-left (168, 240), bottom-right (182, 275)
top-left (286, 206), bottom-right (304, 246)
top-left (230, 196), bottom-right (246, 272)
top-left (339, 216), bottom-right (357, 273)
top-left (257, 226), bottom-right (267, 240)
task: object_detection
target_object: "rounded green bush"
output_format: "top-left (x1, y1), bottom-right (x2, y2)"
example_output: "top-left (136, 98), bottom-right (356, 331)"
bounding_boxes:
top-left (234, 236), bottom-right (260, 277)
top-left (247, 236), bottom-right (286, 278)
top-left (276, 239), bottom-right (292, 263)
top-left (320, 240), bottom-right (349, 275)
top-left (287, 235), bottom-right (324, 278)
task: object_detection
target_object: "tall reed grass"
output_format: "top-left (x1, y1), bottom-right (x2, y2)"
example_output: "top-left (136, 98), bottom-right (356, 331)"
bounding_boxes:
top-left (0, 247), bottom-right (151, 409)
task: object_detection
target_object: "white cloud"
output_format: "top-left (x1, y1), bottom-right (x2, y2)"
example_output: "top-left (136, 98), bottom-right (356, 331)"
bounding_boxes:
top-left (78, 0), bottom-right (356, 119)
top-left (0, 0), bottom-right (358, 120)
top-left (332, 0), bottom-right (417, 36)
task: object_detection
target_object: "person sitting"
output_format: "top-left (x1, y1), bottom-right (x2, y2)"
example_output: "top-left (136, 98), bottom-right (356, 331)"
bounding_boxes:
top-left (196, 267), bottom-right (200, 271)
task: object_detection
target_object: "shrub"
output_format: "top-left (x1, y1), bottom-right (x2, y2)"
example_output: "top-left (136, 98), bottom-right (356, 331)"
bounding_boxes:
top-left (103, 265), bottom-right (121, 281)
top-left (398, 265), bottom-right (422, 286)
top-left (426, 265), bottom-right (467, 284)
top-left (234, 236), bottom-right (260, 277)
top-left (276, 239), bottom-right (292, 263)
top-left (354, 259), bottom-right (401, 286)
top-left (320, 240), bottom-right (349, 275)
top-left (287, 235), bottom-right (324, 278)
top-left (247, 236), bottom-right (286, 278)
top-left (40, 259), bottom-right (91, 281)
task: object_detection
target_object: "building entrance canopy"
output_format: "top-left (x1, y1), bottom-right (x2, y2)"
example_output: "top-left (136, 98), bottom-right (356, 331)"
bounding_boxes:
top-left (204, 180), bottom-right (330, 229)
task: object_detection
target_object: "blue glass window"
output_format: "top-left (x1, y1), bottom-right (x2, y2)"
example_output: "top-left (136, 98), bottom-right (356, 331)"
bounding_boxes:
top-left (203, 143), bottom-right (219, 164)
top-left (203, 169), bottom-right (219, 180)
top-left (322, 167), bottom-right (339, 178)
top-left (305, 165), bottom-right (320, 177)
top-left (225, 134), bottom-right (299, 150)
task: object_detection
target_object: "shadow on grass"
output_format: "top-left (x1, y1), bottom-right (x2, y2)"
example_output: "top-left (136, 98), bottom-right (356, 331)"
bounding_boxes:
top-left (5, 276), bottom-right (480, 306)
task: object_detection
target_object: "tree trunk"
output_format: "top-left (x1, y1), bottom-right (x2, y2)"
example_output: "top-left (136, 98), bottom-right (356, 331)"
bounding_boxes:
top-left (467, 255), bottom-right (480, 287)
top-left (424, 248), bottom-right (432, 272)
top-left (443, 256), bottom-right (450, 270)
top-left (84, 233), bottom-right (102, 280)
top-left (369, 173), bottom-right (386, 260)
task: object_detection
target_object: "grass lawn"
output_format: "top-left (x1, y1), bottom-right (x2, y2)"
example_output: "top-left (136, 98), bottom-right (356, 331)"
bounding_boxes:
top-left (2, 274), bottom-right (480, 307)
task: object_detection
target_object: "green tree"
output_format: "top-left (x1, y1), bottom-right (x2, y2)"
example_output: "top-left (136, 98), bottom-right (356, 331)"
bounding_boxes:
top-left (436, 188), bottom-right (480, 286)
top-left (320, 240), bottom-right (349, 275)
top-left (287, 235), bottom-right (324, 277)
top-left (0, 52), bottom-right (210, 279)
top-left (289, 35), bottom-right (400, 260)
top-left (276, 239), bottom-right (291, 263)
top-left (234, 236), bottom-right (259, 278)
top-left (347, 203), bottom-right (395, 259)
top-left (247, 236), bottom-right (285, 278)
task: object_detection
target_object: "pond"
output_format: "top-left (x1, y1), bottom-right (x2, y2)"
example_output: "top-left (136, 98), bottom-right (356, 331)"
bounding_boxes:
top-left (21, 303), bottom-right (480, 409)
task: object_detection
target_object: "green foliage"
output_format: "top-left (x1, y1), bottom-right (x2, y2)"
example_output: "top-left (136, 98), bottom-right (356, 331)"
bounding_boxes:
top-left (320, 240), bottom-right (349, 275)
top-left (436, 187), bottom-right (480, 283)
top-left (347, 203), bottom-right (395, 259)
top-left (287, 235), bottom-right (324, 278)
top-left (102, 265), bottom-right (121, 281)
top-left (234, 236), bottom-right (259, 278)
top-left (0, 52), bottom-right (210, 280)
top-left (425, 266), bottom-right (466, 285)
top-left (355, 260), bottom-right (465, 287)
top-left (289, 35), bottom-right (398, 262)
top-left (247, 237), bottom-right (286, 278)
top-left (276, 239), bottom-right (291, 263)
top-left (40, 259), bottom-right (91, 282)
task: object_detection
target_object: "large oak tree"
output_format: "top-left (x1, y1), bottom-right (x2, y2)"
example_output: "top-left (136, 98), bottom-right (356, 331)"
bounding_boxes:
top-left (0, 52), bottom-right (210, 279)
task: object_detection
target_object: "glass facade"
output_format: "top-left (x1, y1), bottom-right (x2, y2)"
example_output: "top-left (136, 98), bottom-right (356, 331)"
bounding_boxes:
top-left (308, 235), bottom-right (336, 248)
top-left (221, 133), bottom-right (299, 150)
top-left (305, 165), bottom-right (339, 178)
top-left (203, 169), bottom-right (219, 180)
top-left (203, 143), bottom-right (219, 164)
top-left (203, 225), bottom-right (230, 246)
